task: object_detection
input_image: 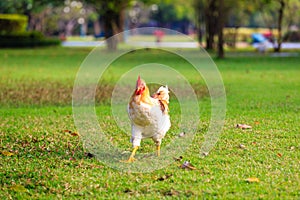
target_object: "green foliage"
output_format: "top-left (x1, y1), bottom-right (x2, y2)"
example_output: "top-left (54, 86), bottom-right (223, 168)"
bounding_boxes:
top-left (0, 0), bottom-right (32, 14)
top-left (0, 31), bottom-right (60, 48)
top-left (84, 0), bottom-right (130, 13)
top-left (0, 0), bottom-right (63, 14)
top-left (0, 14), bottom-right (28, 34)
top-left (150, 0), bottom-right (193, 23)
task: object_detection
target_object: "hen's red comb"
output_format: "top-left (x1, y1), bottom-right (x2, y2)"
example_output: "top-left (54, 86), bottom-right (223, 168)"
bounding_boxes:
top-left (136, 75), bottom-right (141, 87)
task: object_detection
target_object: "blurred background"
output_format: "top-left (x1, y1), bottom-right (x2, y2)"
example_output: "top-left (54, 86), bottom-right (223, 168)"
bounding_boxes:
top-left (0, 0), bottom-right (300, 56)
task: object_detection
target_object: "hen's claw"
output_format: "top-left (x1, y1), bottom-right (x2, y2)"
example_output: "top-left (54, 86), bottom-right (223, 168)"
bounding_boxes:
top-left (120, 156), bottom-right (136, 163)
top-left (120, 146), bottom-right (138, 163)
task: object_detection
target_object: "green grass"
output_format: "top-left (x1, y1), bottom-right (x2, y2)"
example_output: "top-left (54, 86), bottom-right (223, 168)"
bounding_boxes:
top-left (0, 47), bottom-right (299, 199)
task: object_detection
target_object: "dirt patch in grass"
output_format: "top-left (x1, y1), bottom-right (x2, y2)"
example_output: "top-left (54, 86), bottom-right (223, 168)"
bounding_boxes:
top-left (0, 80), bottom-right (208, 107)
top-left (0, 80), bottom-right (113, 106)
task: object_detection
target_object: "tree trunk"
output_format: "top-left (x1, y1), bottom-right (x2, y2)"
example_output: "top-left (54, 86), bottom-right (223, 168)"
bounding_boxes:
top-left (205, 0), bottom-right (217, 50)
top-left (217, 0), bottom-right (225, 58)
top-left (101, 1), bottom-right (127, 51)
top-left (118, 4), bottom-right (126, 42)
top-left (93, 19), bottom-right (101, 36)
top-left (103, 10), bottom-right (118, 51)
top-left (274, 0), bottom-right (285, 52)
top-left (197, 27), bottom-right (203, 46)
top-left (65, 20), bottom-right (76, 36)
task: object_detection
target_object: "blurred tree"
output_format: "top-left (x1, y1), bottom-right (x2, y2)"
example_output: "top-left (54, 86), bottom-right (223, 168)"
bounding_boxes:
top-left (285, 0), bottom-right (300, 30)
top-left (41, 1), bottom-right (95, 36)
top-left (217, 0), bottom-right (225, 58)
top-left (225, 0), bottom-right (254, 48)
top-left (0, 0), bottom-right (34, 14)
top-left (150, 2), bottom-right (177, 27)
top-left (149, 0), bottom-right (194, 33)
top-left (204, 0), bottom-right (217, 50)
top-left (254, 0), bottom-right (289, 52)
top-left (28, 0), bottom-right (62, 33)
top-left (83, 0), bottom-right (130, 51)
top-left (275, 0), bottom-right (286, 52)
top-left (193, 0), bottom-right (205, 45)
top-left (0, 0), bottom-right (63, 33)
top-left (194, 0), bottom-right (235, 58)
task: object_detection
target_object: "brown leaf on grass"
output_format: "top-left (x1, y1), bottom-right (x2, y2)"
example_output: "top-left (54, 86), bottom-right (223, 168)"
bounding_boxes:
top-left (173, 156), bottom-right (183, 162)
top-left (245, 177), bottom-right (260, 183)
top-left (178, 132), bottom-right (185, 137)
top-left (124, 188), bottom-right (134, 194)
top-left (2, 151), bottom-right (14, 156)
top-left (236, 124), bottom-right (252, 129)
top-left (163, 189), bottom-right (180, 196)
top-left (85, 152), bottom-right (95, 158)
top-left (63, 130), bottom-right (79, 136)
top-left (180, 161), bottom-right (197, 170)
top-left (277, 153), bottom-right (282, 157)
top-left (70, 132), bottom-right (79, 136)
top-left (157, 174), bottom-right (173, 181)
top-left (201, 152), bottom-right (209, 157)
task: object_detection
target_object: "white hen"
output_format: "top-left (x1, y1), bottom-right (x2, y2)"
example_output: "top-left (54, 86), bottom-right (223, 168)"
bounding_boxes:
top-left (123, 76), bottom-right (171, 163)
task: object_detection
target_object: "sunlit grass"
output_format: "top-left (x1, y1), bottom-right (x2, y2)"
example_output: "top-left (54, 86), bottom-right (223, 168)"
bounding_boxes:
top-left (0, 47), bottom-right (299, 199)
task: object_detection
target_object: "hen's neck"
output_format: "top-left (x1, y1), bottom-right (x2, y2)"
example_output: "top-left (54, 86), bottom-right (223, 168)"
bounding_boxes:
top-left (133, 86), bottom-right (153, 105)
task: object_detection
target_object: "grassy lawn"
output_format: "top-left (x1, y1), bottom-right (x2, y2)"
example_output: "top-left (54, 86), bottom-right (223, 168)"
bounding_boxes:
top-left (0, 47), bottom-right (299, 199)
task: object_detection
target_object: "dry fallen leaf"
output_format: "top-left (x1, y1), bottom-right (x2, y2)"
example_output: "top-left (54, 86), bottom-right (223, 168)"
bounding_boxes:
top-left (173, 156), bottom-right (183, 162)
top-left (236, 124), bottom-right (252, 129)
top-left (201, 152), bottom-right (209, 157)
top-left (2, 151), bottom-right (14, 156)
top-left (178, 132), bottom-right (185, 137)
top-left (70, 132), bottom-right (79, 136)
top-left (245, 177), bottom-right (260, 183)
top-left (85, 152), bottom-right (95, 158)
top-left (180, 161), bottom-right (197, 170)
top-left (157, 174), bottom-right (173, 181)
top-left (164, 189), bottom-right (180, 196)
top-left (63, 130), bottom-right (80, 136)
top-left (277, 153), bottom-right (282, 157)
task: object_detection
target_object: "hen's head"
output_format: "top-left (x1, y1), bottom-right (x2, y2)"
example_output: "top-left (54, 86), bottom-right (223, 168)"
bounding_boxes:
top-left (135, 76), bottom-right (147, 95)
top-left (153, 85), bottom-right (170, 103)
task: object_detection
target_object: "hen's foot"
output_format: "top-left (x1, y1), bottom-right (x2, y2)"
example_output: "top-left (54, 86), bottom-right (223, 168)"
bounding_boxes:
top-left (120, 156), bottom-right (136, 163)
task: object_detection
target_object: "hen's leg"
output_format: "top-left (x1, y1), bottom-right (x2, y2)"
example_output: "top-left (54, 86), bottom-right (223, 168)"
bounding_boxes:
top-left (121, 146), bottom-right (139, 163)
top-left (153, 139), bottom-right (162, 157)
top-left (156, 145), bottom-right (160, 157)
